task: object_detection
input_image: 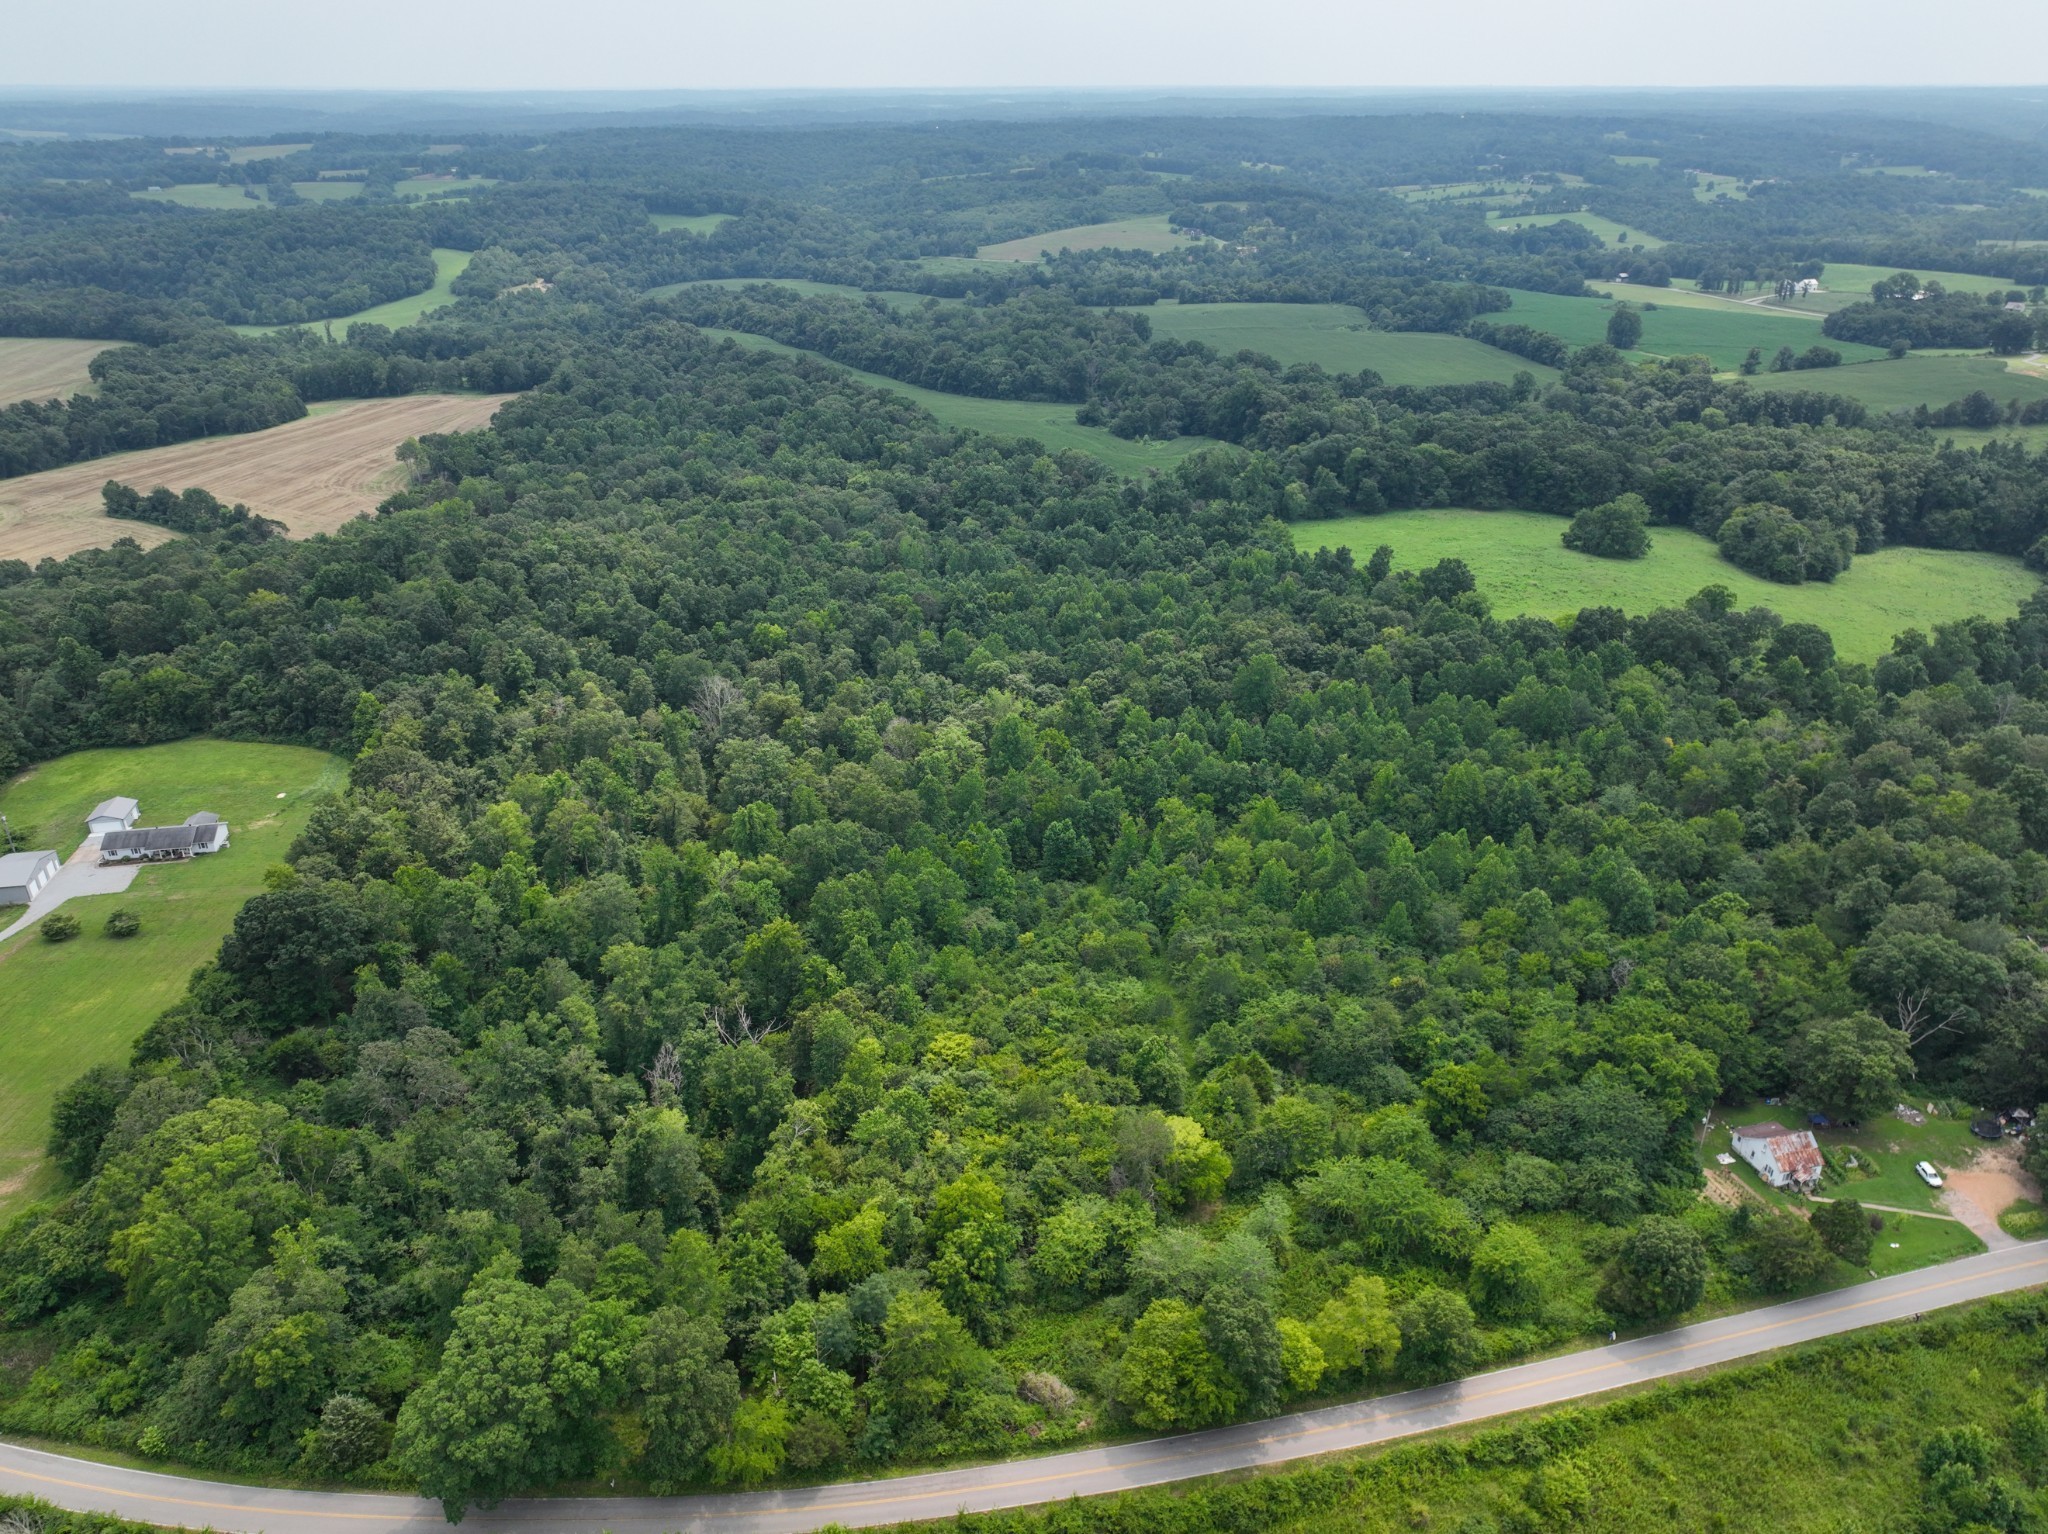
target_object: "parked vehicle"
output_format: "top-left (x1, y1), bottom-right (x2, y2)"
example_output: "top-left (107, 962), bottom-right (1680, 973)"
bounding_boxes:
top-left (1916, 1160), bottom-right (1945, 1188)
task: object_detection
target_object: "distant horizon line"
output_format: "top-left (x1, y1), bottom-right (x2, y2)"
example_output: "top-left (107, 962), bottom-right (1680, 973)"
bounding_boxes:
top-left (4, 83), bottom-right (2048, 98)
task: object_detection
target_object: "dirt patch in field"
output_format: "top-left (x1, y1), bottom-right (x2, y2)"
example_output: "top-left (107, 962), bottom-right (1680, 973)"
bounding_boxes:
top-left (0, 337), bottom-right (125, 408)
top-left (0, 393), bottom-right (514, 563)
top-left (1946, 1137), bottom-right (2040, 1236)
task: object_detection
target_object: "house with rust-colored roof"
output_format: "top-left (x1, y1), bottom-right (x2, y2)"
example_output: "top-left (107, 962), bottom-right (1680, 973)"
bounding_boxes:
top-left (1730, 1122), bottom-right (1825, 1192)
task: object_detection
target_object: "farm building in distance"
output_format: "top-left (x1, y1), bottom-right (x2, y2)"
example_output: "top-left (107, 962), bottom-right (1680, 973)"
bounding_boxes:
top-left (85, 796), bottom-right (139, 834)
top-left (1730, 1121), bottom-right (1825, 1192)
top-left (98, 819), bottom-right (229, 864)
top-left (0, 849), bottom-right (61, 906)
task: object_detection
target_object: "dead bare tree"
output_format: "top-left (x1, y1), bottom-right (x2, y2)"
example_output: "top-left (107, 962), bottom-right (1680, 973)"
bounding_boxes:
top-left (645, 1039), bottom-right (683, 1104)
top-left (710, 1002), bottom-right (783, 1047)
top-left (1895, 991), bottom-right (1963, 1049)
top-left (694, 675), bottom-right (743, 743)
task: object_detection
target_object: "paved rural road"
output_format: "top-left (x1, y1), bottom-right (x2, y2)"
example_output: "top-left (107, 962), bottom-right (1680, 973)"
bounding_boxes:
top-left (4, 1243), bottom-right (2046, 1534)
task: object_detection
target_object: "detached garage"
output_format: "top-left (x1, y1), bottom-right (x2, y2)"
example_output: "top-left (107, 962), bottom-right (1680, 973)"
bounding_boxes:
top-left (0, 850), bottom-right (60, 906)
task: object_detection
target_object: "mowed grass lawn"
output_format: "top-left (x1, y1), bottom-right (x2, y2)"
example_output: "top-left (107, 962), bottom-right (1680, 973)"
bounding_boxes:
top-left (1292, 508), bottom-right (2038, 664)
top-left (702, 328), bottom-right (1220, 476)
top-left (233, 248), bottom-right (473, 336)
top-left (1123, 302), bottom-right (1561, 386)
top-left (1488, 211), bottom-right (1663, 248)
top-left (1740, 354), bottom-right (2048, 414)
top-left (0, 740), bottom-right (344, 1209)
top-left (1502, 287), bottom-right (1889, 371)
top-left (978, 213), bottom-right (1209, 261)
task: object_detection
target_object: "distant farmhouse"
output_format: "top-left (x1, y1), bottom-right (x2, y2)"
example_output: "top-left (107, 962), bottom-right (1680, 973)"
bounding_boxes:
top-left (1730, 1121), bottom-right (1825, 1192)
top-left (0, 849), bottom-right (60, 906)
top-left (85, 797), bottom-right (139, 834)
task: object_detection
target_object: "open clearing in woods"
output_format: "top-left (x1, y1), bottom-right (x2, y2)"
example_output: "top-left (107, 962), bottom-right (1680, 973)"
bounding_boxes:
top-left (703, 328), bottom-right (1218, 475)
top-left (977, 212), bottom-right (1209, 261)
top-left (0, 338), bottom-right (123, 407)
top-left (233, 247), bottom-right (474, 336)
top-left (0, 739), bottom-right (343, 1213)
top-left (0, 392), bottom-right (514, 562)
top-left (1293, 507), bottom-right (2038, 664)
top-left (1124, 301), bottom-right (1561, 386)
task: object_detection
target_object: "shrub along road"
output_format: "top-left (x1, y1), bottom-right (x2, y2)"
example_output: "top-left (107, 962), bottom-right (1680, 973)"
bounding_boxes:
top-left (3, 1243), bottom-right (2046, 1533)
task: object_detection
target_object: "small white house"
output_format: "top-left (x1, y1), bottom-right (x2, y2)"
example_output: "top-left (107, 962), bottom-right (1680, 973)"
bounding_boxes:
top-left (0, 849), bottom-right (60, 906)
top-left (1793, 278), bottom-right (1822, 297)
top-left (98, 820), bottom-right (228, 863)
top-left (85, 797), bottom-right (139, 834)
top-left (1730, 1121), bottom-right (1825, 1192)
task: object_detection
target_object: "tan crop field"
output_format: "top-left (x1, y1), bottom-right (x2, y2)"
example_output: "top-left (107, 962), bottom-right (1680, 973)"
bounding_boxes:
top-left (0, 393), bottom-right (513, 563)
top-left (0, 338), bottom-right (123, 408)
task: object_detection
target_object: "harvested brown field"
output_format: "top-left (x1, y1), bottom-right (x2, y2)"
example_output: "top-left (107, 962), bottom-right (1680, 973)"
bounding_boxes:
top-left (0, 393), bottom-right (514, 563)
top-left (0, 338), bottom-right (123, 407)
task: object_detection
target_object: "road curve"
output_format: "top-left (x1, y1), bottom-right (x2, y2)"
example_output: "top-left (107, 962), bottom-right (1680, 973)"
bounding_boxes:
top-left (5, 1243), bottom-right (2046, 1534)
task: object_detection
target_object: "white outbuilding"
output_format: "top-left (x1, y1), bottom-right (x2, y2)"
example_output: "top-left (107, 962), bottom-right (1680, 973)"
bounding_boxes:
top-left (85, 797), bottom-right (139, 834)
top-left (0, 850), bottom-right (60, 906)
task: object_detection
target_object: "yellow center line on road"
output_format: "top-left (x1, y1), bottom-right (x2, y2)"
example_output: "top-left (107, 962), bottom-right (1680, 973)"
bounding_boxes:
top-left (6, 1250), bottom-right (2046, 1530)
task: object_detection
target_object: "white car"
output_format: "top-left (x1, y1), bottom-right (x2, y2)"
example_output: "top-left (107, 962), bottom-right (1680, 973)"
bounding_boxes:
top-left (1916, 1160), bottom-right (1944, 1188)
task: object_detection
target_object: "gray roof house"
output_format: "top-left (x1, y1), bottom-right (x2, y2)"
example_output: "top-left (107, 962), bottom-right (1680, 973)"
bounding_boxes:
top-left (0, 849), bottom-right (60, 906)
top-left (99, 821), bottom-right (229, 863)
top-left (85, 797), bottom-right (139, 834)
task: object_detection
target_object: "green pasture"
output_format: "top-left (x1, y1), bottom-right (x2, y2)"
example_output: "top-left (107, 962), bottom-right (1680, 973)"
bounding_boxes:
top-left (1290, 507), bottom-right (2037, 664)
top-left (1388, 181), bottom-right (1527, 204)
top-left (1502, 287), bottom-right (1889, 370)
top-left (1600, 281), bottom-right (1820, 316)
top-left (1760, 262), bottom-right (2029, 316)
top-left (233, 248), bottom-right (473, 336)
top-left (1123, 302), bottom-right (1560, 385)
top-left (393, 175), bottom-right (496, 199)
top-left (1821, 261), bottom-right (2023, 298)
top-left (1739, 354), bottom-right (2048, 415)
top-left (1610, 154), bottom-right (1661, 166)
top-left (1693, 173), bottom-right (1749, 200)
top-left (224, 142), bottom-right (309, 164)
top-left (908, 256), bottom-right (1027, 279)
top-left (1487, 211), bottom-right (1662, 248)
top-left (0, 740), bottom-right (344, 1210)
top-left (135, 181), bottom-right (364, 209)
top-left (701, 328), bottom-right (1219, 475)
top-left (650, 213), bottom-right (736, 235)
top-left (978, 213), bottom-right (1208, 261)
top-left (135, 183), bottom-right (275, 210)
top-left (651, 277), bottom-right (952, 311)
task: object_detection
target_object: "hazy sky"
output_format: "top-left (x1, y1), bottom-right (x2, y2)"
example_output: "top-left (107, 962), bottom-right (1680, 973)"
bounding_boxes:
top-left (9, 0), bottom-right (2044, 92)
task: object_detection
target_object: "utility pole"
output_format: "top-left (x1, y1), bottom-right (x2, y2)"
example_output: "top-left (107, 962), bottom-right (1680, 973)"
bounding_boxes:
top-left (0, 814), bottom-right (16, 853)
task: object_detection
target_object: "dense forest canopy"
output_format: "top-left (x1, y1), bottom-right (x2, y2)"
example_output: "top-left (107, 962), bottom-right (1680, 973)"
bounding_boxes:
top-left (1, 96), bottom-right (2047, 1520)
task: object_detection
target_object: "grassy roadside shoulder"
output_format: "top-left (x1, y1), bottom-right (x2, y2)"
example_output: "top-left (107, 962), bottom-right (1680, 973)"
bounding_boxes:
top-left (863, 1292), bottom-right (2048, 1534)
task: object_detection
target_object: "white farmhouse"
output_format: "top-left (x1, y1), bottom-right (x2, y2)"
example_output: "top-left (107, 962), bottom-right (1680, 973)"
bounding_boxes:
top-left (0, 849), bottom-right (60, 906)
top-left (85, 797), bottom-right (139, 834)
top-left (1730, 1121), bottom-right (1825, 1192)
top-left (99, 820), bottom-right (229, 864)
